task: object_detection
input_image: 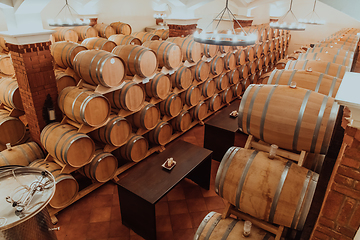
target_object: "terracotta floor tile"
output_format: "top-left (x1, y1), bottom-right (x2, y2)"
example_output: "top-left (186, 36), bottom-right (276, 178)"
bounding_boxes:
top-left (170, 213), bottom-right (193, 230)
top-left (108, 220), bottom-right (130, 238)
top-left (93, 194), bottom-right (113, 208)
top-left (168, 199), bottom-right (189, 215)
top-left (156, 231), bottom-right (174, 240)
top-left (156, 215), bottom-right (173, 232)
top-left (113, 192), bottom-right (120, 206)
top-left (167, 187), bottom-right (185, 201)
top-left (186, 198), bottom-right (207, 213)
top-left (184, 186), bottom-right (203, 199)
top-left (90, 206), bottom-right (112, 223)
top-left (158, 195), bottom-right (168, 202)
top-left (86, 221), bottom-right (110, 239)
top-left (110, 205), bottom-right (122, 221)
top-left (95, 182), bottom-right (116, 195)
top-left (55, 209), bottom-right (72, 225)
top-left (70, 208), bottom-right (92, 224)
top-left (62, 223), bottom-right (89, 240)
top-left (129, 234), bottom-right (145, 240)
top-left (173, 228), bottom-right (196, 240)
top-left (108, 237), bottom-right (129, 240)
top-left (204, 196), bottom-right (225, 211)
top-left (155, 201), bottom-right (169, 216)
top-left (190, 211), bottom-right (209, 229)
top-left (201, 185), bottom-right (218, 198)
top-left (180, 178), bottom-right (198, 188)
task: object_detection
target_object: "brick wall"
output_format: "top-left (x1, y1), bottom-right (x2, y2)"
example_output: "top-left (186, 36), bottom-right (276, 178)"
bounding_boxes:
top-left (234, 20), bottom-right (253, 29)
top-left (311, 109), bottom-right (360, 239)
top-left (7, 41), bottom-right (62, 145)
top-left (168, 24), bottom-right (197, 37)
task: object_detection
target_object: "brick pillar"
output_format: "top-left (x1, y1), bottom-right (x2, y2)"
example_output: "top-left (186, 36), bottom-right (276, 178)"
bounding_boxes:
top-left (7, 42), bottom-right (62, 146)
top-left (310, 109), bottom-right (360, 240)
top-left (168, 24), bottom-right (197, 37)
top-left (233, 20), bottom-right (253, 29)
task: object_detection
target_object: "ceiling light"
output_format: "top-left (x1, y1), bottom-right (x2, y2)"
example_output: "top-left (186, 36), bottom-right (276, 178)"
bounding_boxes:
top-left (47, 0), bottom-right (90, 27)
top-left (269, 0), bottom-right (306, 31)
top-left (298, 0), bottom-right (326, 25)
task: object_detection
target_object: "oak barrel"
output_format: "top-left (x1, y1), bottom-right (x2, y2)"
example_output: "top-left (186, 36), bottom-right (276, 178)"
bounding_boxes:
top-left (94, 23), bottom-right (116, 38)
top-left (170, 66), bottom-right (193, 90)
top-left (235, 48), bottom-right (247, 66)
top-left (228, 69), bottom-right (240, 84)
top-left (191, 60), bottom-right (210, 82)
top-left (238, 84), bottom-right (339, 154)
top-left (223, 52), bottom-right (237, 70)
top-left (189, 101), bottom-right (208, 121)
top-left (248, 60), bottom-right (257, 74)
top-left (132, 32), bottom-right (160, 42)
top-left (181, 85), bottom-right (201, 106)
top-left (0, 109), bottom-right (26, 145)
top-left (150, 29), bottom-right (169, 40)
top-left (108, 34), bottom-right (141, 46)
top-left (220, 88), bottom-right (233, 104)
top-left (148, 121), bottom-right (173, 145)
top-left (239, 64), bottom-right (249, 79)
top-left (306, 47), bottom-right (355, 58)
top-left (171, 110), bottom-right (191, 132)
top-left (72, 26), bottom-right (98, 41)
top-left (219, 45), bottom-right (231, 54)
top-left (119, 135), bottom-right (148, 162)
top-left (293, 52), bottom-right (353, 68)
top-left (54, 70), bottom-right (77, 94)
top-left (51, 41), bottom-right (87, 69)
top-left (159, 93), bottom-right (183, 117)
top-left (202, 43), bottom-right (218, 58)
top-left (231, 82), bottom-right (243, 97)
top-left (53, 28), bottom-right (78, 42)
top-left (0, 54), bottom-right (15, 75)
top-left (110, 22), bottom-right (132, 35)
top-left (0, 142), bottom-right (44, 166)
top-left (167, 37), bottom-right (202, 63)
top-left (40, 122), bottom-right (95, 167)
top-left (215, 147), bottom-right (319, 230)
top-left (246, 46), bottom-right (255, 62)
top-left (142, 40), bottom-right (182, 69)
top-left (81, 37), bottom-right (117, 52)
top-left (145, 73), bottom-right (171, 100)
top-left (201, 79), bottom-right (216, 98)
top-left (208, 93), bottom-right (222, 111)
top-left (0, 77), bottom-right (23, 110)
top-left (73, 50), bottom-right (125, 87)
top-left (214, 73), bottom-right (229, 91)
top-left (132, 103), bottom-right (160, 130)
top-left (210, 55), bottom-right (224, 76)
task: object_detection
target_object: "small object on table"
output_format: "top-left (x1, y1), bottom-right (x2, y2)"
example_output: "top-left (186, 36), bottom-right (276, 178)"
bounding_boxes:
top-left (162, 157), bottom-right (176, 170)
top-left (243, 220), bottom-right (252, 237)
top-left (229, 110), bottom-right (238, 118)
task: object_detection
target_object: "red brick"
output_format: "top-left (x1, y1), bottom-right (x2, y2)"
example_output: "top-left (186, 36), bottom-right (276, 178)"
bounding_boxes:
top-left (334, 174), bottom-right (355, 188)
top-left (349, 202), bottom-right (360, 229)
top-left (318, 216), bottom-right (336, 229)
top-left (344, 148), bottom-right (360, 161)
top-left (343, 134), bottom-right (354, 147)
top-left (355, 130), bottom-right (360, 142)
top-left (341, 156), bottom-right (360, 169)
top-left (337, 225), bottom-right (357, 238)
top-left (340, 236), bottom-right (353, 240)
top-left (322, 190), bottom-right (345, 220)
top-left (337, 165), bottom-right (360, 181)
top-left (355, 181), bottom-right (360, 191)
top-left (317, 225), bottom-right (342, 239)
top-left (312, 230), bottom-right (331, 240)
top-left (332, 182), bottom-right (360, 200)
top-left (337, 197), bottom-right (356, 225)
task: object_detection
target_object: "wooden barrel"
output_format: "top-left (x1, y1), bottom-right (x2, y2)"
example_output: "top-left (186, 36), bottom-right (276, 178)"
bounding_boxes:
top-left (194, 212), bottom-right (275, 240)
top-left (51, 41), bottom-right (87, 69)
top-left (263, 69), bottom-right (342, 98)
top-left (264, 53), bottom-right (271, 67)
top-left (0, 110), bottom-right (25, 145)
top-left (73, 50), bottom-right (125, 87)
top-left (171, 110), bottom-right (191, 132)
top-left (150, 29), bottom-right (169, 40)
top-left (285, 60), bottom-right (350, 79)
top-left (249, 73), bottom-right (258, 84)
top-left (132, 32), bottom-right (160, 42)
top-left (239, 64), bottom-right (249, 79)
top-left (254, 42), bottom-right (264, 58)
top-left (238, 84), bottom-right (339, 154)
top-left (167, 37), bottom-right (202, 63)
top-left (201, 79), bottom-right (216, 98)
top-left (145, 73), bottom-right (171, 100)
top-left (0, 77), bottom-right (23, 110)
top-left (181, 85), bottom-right (201, 106)
top-left (246, 46), bottom-right (255, 62)
top-left (191, 60), bottom-right (210, 82)
top-left (110, 22), bottom-right (132, 35)
top-left (53, 28), bottom-right (78, 42)
top-left (54, 70), bottom-right (77, 94)
top-left (214, 73), bottom-right (229, 91)
top-left (314, 42), bottom-right (356, 52)
top-left (219, 45), bottom-right (231, 54)
top-left (202, 43), bottom-right (218, 58)
top-left (231, 82), bottom-right (243, 97)
top-left (208, 93), bottom-right (222, 111)
top-left (142, 40), bottom-right (182, 70)
top-left (159, 93), bottom-right (183, 117)
top-left (306, 47), bottom-right (355, 58)
top-left (170, 66), bottom-right (193, 90)
top-left (293, 52), bottom-right (353, 68)
top-left (132, 103), bottom-right (160, 130)
top-left (223, 52), bottom-right (237, 71)
top-left (235, 48), bottom-right (247, 66)
top-left (108, 34), bottom-right (141, 46)
top-left (148, 121), bottom-right (172, 145)
top-left (215, 147), bottom-right (319, 230)
top-left (89, 115), bottom-right (131, 146)
top-left (220, 88), bottom-right (233, 104)
top-left (79, 150), bottom-right (118, 182)
top-left (256, 57), bottom-right (264, 71)
top-left (29, 159), bottom-right (79, 209)
top-left (0, 142), bottom-right (44, 166)
top-left (72, 26), bottom-right (98, 41)
top-left (190, 101), bottom-right (208, 121)
top-left (119, 135), bottom-right (148, 162)
top-left (112, 45), bottom-right (157, 78)
top-left (94, 23), bottom-right (116, 38)
top-left (0, 37), bottom-right (8, 51)
top-left (248, 60), bottom-right (257, 74)
top-left (58, 86), bottom-right (110, 127)
top-left (0, 55), bottom-right (15, 75)
top-left (81, 37), bottom-right (117, 52)
top-left (40, 122), bottom-right (95, 167)
top-left (210, 55), bottom-right (224, 76)
top-left (228, 69), bottom-right (240, 84)
top-left (105, 80), bottom-right (145, 111)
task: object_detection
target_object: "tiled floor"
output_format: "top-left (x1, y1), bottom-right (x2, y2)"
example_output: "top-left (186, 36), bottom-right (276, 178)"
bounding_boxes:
top-left (54, 121), bottom-right (247, 240)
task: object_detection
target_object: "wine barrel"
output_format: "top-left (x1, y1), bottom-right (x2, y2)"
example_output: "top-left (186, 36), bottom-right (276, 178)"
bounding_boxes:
top-left (79, 150), bottom-right (118, 182)
top-left (119, 135), bottom-right (148, 162)
top-left (148, 121), bottom-right (172, 145)
top-left (171, 110), bottom-right (191, 132)
top-left (51, 41), bottom-right (87, 69)
top-left (0, 37), bottom-right (8, 51)
top-left (0, 77), bottom-right (23, 110)
top-left (29, 160), bottom-right (79, 209)
top-left (108, 34), bottom-right (141, 46)
top-left (0, 55), bottom-right (15, 75)
top-left (53, 28), bottom-right (78, 42)
top-left (256, 57), bottom-right (264, 71)
top-left (246, 46), bottom-right (255, 62)
top-left (191, 60), bottom-right (210, 82)
top-left (235, 48), bottom-right (247, 66)
top-left (0, 142), bottom-right (44, 166)
top-left (167, 37), bottom-right (202, 63)
top-left (314, 42), bottom-right (356, 52)
top-left (72, 26), bottom-right (98, 41)
top-left (132, 103), bottom-right (160, 130)
top-left (228, 68), bottom-right (240, 84)
top-left (306, 47), bottom-right (355, 58)
top-left (285, 60), bottom-right (350, 79)
top-left (249, 73), bottom-right (258, 84)
top-left (105, 80), bottom-right (145, 111)
top-left (0, 110), bottom-right (25, 145)
top-left (132, 32), bottom-right (160, 42)
top-left (94, 23), bottom-right (116, 38)
top-left (202, 43), bottom-right (218, 58)
top-left (81, 37), bottom-right (117, 52)
top-left (58, 86), bottom-right (110, 127)
top-left (159, 93), bottom-right (183, 117)
top-left (73, 50), bottom-right (125, 87)
top-left (112, 45), bottom-right (157, 78)
top-left (181, 85), bottom-right (201, 106)
top-left (214, 73), bottom-right (229, 91)
top-left (210, 55), bottom-right (224, 76)
top-left (238, 84), bottom-right (339, 154)
top-left (263, 69), bottom-right (342, 98)
top-left (208, 93), bottom-right (221, 111)
top-left (219, 45), bottom-right (231, 54)
top-left (190, 101), bottom-right (208, 121)
top-left (40, 122), bottom-right (95, 167)
top-left (223, 52), bottom-right (237, 70)
top-left (254, 42), bottom-right (264, 58)
top-left (89, 115), bottom-right (131, 146)
top-left (248, 60), bottom-right (257, 74)
top-left (142, 40), bottom-right (182, 70)
top-left (220, 88), bottom-right (233, 104)
top-left (170, 66), bottom-right (193, 90)
top-left (231, 82), bottom-right (243, 97)
top-left (145, 73), bottom-right (171, 100)
top-left (54, 70), bottom-right (77, 94)
top-left (293, 52), bottom-right (353, 68)
top-left (150, 29), bottom-right (169, 40)
top-left (201, 78), bottom-right (216, 98)
top-left (110, 22), bottom-right (132, 35)
top-left (194, 212), bottom-right (275, 240)
top-left (215, 147), bottom-right (319, 230)
top-left (239, 64), bottom-right (249, 79)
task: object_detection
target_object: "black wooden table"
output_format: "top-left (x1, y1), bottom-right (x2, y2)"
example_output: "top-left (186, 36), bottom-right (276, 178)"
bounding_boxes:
top-left (116, 140), bottom-right (212, 240)
top-left (204, 99), bottom-right (242, 161)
